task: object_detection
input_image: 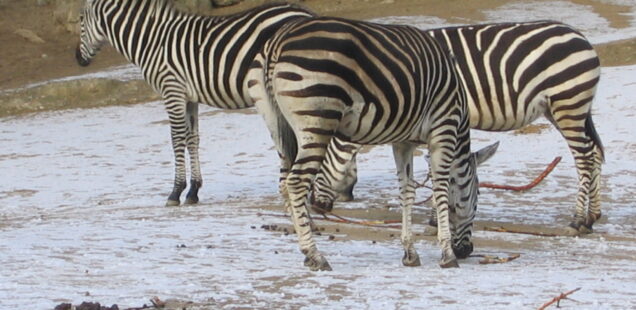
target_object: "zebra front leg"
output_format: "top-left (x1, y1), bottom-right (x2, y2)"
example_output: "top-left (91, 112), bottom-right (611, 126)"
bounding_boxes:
top-left (392, 142), bottom-right (421, 267)
top-left (311, 137), bottom-right (362, 214)
top-left (185, 101), bottom-right (202, 205)
top-left (165, 94), bottom-right (189, 207)
top-left (429, 140), bottom-right (459, 268)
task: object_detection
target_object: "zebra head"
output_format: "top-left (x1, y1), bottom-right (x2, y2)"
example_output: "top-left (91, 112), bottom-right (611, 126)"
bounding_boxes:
top-left (76, 0), bottom-right (108, 67)
top-left (448, 141), bottom-right (499, 259)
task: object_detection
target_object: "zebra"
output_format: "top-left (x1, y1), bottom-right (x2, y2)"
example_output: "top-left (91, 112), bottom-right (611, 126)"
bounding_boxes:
top-left (312, 20), bottom-right (604, 236)
top-left (247, 16), bottom-right (497, 270)
top-left (75, 0), bottom-right (314, 206)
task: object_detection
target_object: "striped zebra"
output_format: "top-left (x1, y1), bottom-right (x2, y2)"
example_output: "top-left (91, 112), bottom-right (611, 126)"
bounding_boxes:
top-left (247, 17), bottom-right (497, 270)
top-left (314, 20), bottom-right (604, 235)
top-left (75, 0), bottom-right (314, 206)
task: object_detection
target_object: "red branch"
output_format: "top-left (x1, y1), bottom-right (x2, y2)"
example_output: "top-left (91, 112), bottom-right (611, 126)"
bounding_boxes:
top-left (479, 156), bottom-right (561, 191)
top-left (538, 287), bottom-right (581, 310)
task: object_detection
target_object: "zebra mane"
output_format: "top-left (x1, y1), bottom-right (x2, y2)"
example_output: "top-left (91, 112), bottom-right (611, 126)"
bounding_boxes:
top-left (145, 0), bottom-right (177, 18)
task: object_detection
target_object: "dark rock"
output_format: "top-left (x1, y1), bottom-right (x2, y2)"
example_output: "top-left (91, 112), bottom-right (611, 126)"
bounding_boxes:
top-left (54, 303), bottom-right (72, 310)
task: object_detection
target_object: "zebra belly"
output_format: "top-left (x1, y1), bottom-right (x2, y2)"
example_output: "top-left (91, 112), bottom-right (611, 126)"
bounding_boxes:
top-left (467, 94), bottom-right (549, 132)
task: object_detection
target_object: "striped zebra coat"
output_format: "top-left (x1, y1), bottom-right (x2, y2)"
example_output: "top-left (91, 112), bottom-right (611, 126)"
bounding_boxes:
top-left (248, 17), bottom-right (496, 270)
top-left (76, 0), bottom-right (314, 206)
top-left (315, 20), bottom-right (604, 235)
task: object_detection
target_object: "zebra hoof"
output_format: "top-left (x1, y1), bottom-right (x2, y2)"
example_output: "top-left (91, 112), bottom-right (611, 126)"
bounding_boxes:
top-left (402, 251), bottom-right (421, 267)
top-left (422, 224), bottom-right (438, 236)
top-left (184, 196), bottom-right (199, 205)
top-left (335, 192), bottom-right (354, 202)
top-left (304, 256), bottom-right (332, 271)
top-left (439, 258), bottom-right (459, 268)
top-left (452, 240), bottom-right (473, 259)
top-left (309, 191), bottom-right (333, 214)
top-left (165, 199), bottom-right (180, 207)
top-left (564, 226), bottom-right (580, 236)
top-left (578, 224), bottom-right (593, 234)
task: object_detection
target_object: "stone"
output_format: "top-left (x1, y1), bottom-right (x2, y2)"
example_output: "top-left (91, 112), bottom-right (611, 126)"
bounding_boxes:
top-left (14, 28), bottom-right (45, 44)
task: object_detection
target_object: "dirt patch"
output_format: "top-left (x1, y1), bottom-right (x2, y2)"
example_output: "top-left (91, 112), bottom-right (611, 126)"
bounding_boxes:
top-left (596, 37), bottom-right (636, 67)
top-left (1, 0), bottom-right (636, 94)
top-left (0, 78), bottom-right (158, 118)
top-left (513, 123), bottom-right (552, 135)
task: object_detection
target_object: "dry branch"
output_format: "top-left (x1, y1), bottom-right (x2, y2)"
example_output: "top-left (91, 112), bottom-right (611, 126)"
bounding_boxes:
top-left (483, 226), bottom-right (560, 237)
top-left (473, 253), bottom-right (521, 264)
top-left (537, 287), bottom-right (581, 310)
top-left (258, 211), bottom-right (402, 229)
top-left (413, 156), bottom-right (561, 206)
top-left (479, 156), bottom-right (562, 191)
top-left (319, 212), bottom-right (402, 229)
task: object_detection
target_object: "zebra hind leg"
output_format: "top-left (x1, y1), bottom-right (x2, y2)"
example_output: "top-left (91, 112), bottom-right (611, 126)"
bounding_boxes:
top-left (551, 105), bottom-right (602, 235)
top-left (185, 101), bottom-right (203, 205)
top-left (392, 142), bottom-right (421, 267)
top-left (580, 145), bottom-right (603, 234)
top-left (287, 152), bottom-right (332, 271)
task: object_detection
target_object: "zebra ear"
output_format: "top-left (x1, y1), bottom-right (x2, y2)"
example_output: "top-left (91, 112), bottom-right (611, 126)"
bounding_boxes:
top-left (472, 141), bottom-right (499, 166)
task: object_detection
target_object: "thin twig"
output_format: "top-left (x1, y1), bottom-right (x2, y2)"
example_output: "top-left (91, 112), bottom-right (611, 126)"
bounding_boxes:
top-left (320, 213), bottom-right (402, 229)
top-left (414, 173), bottom-right (432, 189)
top-left (414, 195), bottom-right (432, 206)
top-left (473, 253), bottom-right (521, 264)
top-left (258, 211), bottom-right (402, 229)
top-left (483, 226), bottom-right (560, 237)
top-left (537, 287), bottom-right (581, 310)
top-left (479, 156), bottom-right (562, 191)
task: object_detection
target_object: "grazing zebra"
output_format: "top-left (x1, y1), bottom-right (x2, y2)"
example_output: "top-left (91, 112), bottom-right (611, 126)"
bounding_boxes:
top-left (247, 16), bottom-right (497, 270)
top-left (75, 0), bottom-right (314, 206)
top-left (313, 20), bottom-right (604, 235)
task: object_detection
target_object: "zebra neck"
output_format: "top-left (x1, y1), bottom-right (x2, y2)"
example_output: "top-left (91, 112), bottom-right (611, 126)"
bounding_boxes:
top-left (102, 0), bottom-right (189, 67)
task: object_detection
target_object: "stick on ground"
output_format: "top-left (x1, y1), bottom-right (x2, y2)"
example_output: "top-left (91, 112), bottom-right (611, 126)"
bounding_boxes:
top-left (483, 226), bottom-right (560, 237)
top-left (480, 156), bottom-right (562, 191)
top-left (537, 287), bottom-right (581, 310)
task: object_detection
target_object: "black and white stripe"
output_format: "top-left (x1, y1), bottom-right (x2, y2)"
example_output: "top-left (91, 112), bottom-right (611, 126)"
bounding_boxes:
top-left (76, 0), bottom-right (314, 206)
top-left (248, 17), bottom-right (494, 270)
top-left (428, 21), bottom-right (603, 234)
top-left (319, 20), bottom-right (604, 234)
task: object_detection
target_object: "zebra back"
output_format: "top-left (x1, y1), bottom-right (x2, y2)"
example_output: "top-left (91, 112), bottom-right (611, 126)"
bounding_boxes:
top-left (255, 17), bottom-right (481, 266)
top-left (263, 17), bottom-right (469, 145)
top-left (78, 0), bottom-right (315, 108)
top-left (428, 21), bottom-right (601, 132)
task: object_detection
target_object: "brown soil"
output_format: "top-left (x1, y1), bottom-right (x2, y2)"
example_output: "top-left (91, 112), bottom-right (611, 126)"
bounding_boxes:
top-left (1, 0), bottom-right (635, 94)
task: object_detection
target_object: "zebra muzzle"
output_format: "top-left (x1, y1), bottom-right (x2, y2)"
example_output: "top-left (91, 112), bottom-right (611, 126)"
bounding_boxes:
top-left (75, 44), bottom-right (91, 67)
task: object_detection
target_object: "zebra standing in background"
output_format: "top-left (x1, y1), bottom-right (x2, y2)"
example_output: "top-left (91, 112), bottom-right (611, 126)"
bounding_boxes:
top-left (248, 17), bottom-right (497, 271)
top-left (312, 20), bottom-right (604, 235)
top-left (75, 0), bottom-right (314, 206)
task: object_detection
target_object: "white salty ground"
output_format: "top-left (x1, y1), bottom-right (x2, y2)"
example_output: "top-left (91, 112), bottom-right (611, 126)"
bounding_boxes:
top-left (2, 2), bottom-right (636, 310)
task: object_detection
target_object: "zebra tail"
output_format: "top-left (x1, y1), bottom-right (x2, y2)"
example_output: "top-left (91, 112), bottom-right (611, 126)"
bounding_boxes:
top-left (585, 113), bottom-right (605, 163)
top-left (276, 101), bottom-right (298, 164)
top-left (262, 49), bottom-right (298, 164)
